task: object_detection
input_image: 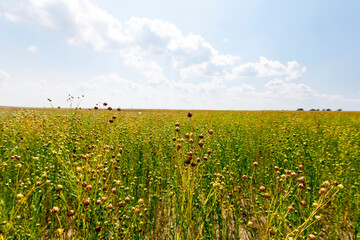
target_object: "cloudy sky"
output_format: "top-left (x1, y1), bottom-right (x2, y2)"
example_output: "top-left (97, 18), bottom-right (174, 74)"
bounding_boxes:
top-left (0, 0), bottom-right (359, 110)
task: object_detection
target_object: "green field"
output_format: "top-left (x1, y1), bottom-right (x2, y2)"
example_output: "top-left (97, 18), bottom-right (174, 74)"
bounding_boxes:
top-left (0, 108), bottom-right (359, 239)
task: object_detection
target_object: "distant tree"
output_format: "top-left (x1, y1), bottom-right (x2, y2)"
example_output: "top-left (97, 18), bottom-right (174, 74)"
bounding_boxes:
top-left (337, 109), bottom-right (342, 111)
top-left (326, 109), bottom-right (332, 111)
top-left (296, 108), bottom-right (304, 111)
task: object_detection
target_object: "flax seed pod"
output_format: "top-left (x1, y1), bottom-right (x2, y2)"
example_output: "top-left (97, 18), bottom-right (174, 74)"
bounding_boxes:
top-left (264, 193), bottom-right (271, 200)
top-left (83, 199), bottom-right (90, 206)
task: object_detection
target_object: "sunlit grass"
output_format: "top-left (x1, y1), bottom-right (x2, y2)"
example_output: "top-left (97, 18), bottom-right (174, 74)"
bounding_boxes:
top-left (0, 108), bottom-right (359, 239)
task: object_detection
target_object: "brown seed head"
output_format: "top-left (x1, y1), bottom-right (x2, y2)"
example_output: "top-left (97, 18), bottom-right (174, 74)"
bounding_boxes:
top-left (259, 186), bottom-right (266, 192)
top-left (51, 206), bottom-right (60, 214)
top-left (253, 162), bottom-right (258, 167)
top-left (308, 234), bottom-right (316, 240)
top-left (83, 199), bottom-right (90, 206)
top-left (274, 166), bottom-right (280, 172)
top-left (264, 193), bottom-right (271, 199)
top-left (319, 188), bottom-right (327, 195)
top-left (95, 226), bottom-right (101, 232)
top-left (297, 177), bottom-right (305, 183)
top-left (118, 201), bottom-right (125, 207)
top-left (187, 112), bottom-right (193, 118)
top-left (67, 210), bottom-right (75, 217)
top-left (125, 197), bottom-right (130, 203)
top-left (300, 200), bottom-right (307, 207)
top-left (323, 181), bottom-right (330, 187)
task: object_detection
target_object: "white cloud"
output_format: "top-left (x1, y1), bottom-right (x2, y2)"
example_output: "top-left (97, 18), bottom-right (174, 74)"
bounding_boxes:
top-left (0, 70), bottom-right (10, 82)
top-left (231, 57), bottom-right (305, 81)
top-left (1, 0), bottom-right (304, 84)
top-left (27, 45), bottom-right (38, 52)
top-left (0, 71), bottom-right (359, 110)
top-left (3, 12), bottom-right (21, 22)
top-left (264, 79), bottom-right (315, 99)
top-left (121, 53), bottom-right (167, 85)
top-left (228, 84), bottom-right (256, 94)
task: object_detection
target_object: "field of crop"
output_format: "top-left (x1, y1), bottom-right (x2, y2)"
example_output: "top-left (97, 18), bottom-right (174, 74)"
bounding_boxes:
top-left (0, 108), bottom-right (359, 239)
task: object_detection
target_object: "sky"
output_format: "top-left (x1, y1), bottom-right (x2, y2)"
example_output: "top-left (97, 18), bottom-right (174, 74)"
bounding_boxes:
top-left (0, 0), bottom-right (360, 110)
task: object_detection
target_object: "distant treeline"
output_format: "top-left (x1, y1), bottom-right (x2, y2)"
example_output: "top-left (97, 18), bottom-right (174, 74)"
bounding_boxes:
top-left (297, 108), bottom-right (342, 111)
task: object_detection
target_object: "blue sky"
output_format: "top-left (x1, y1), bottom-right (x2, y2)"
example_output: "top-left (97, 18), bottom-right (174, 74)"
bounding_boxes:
top-left (0, 0), bottom-right (359, 110)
